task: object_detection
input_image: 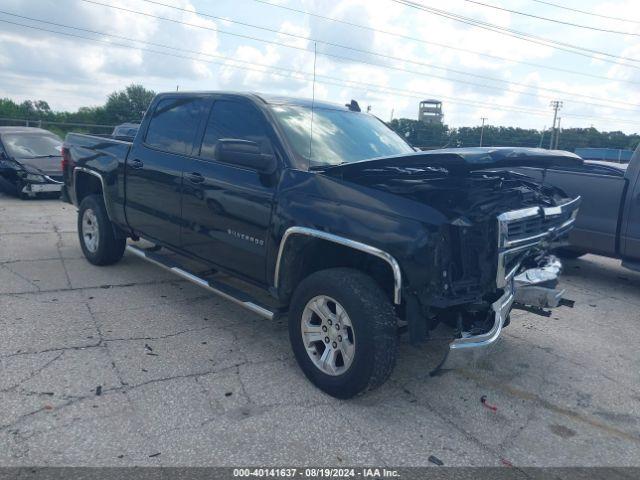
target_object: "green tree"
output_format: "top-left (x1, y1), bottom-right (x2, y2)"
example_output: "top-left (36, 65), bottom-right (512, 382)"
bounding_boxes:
top-left (387, 118), bottom-right (640, 153)
top-left (103, 84), bottom-right (156, 124)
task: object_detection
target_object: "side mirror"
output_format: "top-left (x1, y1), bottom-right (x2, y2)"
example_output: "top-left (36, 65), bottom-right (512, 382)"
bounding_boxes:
top-left (216, 139), bottom-right (277, 175)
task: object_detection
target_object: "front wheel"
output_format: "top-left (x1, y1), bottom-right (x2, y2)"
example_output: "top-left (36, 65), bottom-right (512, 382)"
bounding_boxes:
top-left (78, 194), bottom-right (126, 266)
top-left (288, 268), bottom-right (398, 399)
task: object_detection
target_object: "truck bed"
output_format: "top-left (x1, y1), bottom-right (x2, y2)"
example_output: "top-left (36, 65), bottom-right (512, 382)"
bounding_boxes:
top-left (63, 133), bottom-right (132, 227)
top-left (65, 133), bottom-right (132, 166)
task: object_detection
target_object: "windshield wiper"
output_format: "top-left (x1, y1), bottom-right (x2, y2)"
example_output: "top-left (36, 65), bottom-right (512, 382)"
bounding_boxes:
top-left (309, 162), bottom-right (349, 171)
top-left (29, 154), bottom-right (60, 158)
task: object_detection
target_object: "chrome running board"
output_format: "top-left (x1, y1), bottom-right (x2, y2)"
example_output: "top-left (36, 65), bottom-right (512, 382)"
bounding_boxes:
top-left (125, 245), bottom-right (276, 320)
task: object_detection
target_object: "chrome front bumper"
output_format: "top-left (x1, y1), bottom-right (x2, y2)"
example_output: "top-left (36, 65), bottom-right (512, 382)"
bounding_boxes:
top-left (439, 282), bottom-right (516, 370)
top-left (438, 256), bottom-right (567, 371)
top-left (434, 198), bottom-right (580, 372)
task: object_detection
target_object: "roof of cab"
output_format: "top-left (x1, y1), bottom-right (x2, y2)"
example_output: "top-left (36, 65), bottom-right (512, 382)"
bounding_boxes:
top-left (154, 91), bottom-right (351, 111)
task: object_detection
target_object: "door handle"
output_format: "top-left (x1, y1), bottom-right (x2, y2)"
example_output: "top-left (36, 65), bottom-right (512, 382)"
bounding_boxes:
top-left (186, 172), bottom-right (205, 184)
top-left (130, 158), bottom-right (144, 169)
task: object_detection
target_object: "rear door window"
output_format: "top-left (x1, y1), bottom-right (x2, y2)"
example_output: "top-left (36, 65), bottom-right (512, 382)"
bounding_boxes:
top-left (199, 100), bottom-right (273, 161)
top-left (145, 97), bottom-right (207, 155)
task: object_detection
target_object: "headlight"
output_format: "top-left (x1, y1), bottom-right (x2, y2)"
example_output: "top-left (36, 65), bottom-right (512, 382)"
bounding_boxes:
top-left (21, 173), bottom-right (46, 183)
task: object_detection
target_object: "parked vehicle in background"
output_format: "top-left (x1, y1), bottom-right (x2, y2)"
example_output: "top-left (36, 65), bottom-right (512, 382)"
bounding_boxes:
top-left (515, 148), bottom-right (640, 272)
top-left (111, 123), bottom-right (139, 141)
top-left (62, 92), bottom-right (580, 398)
top-left (0, 127), bottom-right (63, 198)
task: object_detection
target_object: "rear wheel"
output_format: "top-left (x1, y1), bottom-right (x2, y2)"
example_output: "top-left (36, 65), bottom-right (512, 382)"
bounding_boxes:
top-left (78, 194), bottom-right (126, 265)
top-left (288, 268), bottom-right (397, 399)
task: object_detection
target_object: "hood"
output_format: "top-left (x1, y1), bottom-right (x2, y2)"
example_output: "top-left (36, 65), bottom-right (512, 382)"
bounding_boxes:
top-left (14, 155), bottom-right (62, 177)
top-left (323, 147), bottom-right (583, 177)
top-left (322, 148), bottom-right (572, 222)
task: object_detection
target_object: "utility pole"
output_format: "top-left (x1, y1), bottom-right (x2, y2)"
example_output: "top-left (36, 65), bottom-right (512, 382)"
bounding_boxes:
top-left (390, 108), bottom-right (394, 122)
top-left (554, 117), bottom-right (562, 149)
top-left (549, 100), bottom-right (563, 149)
top-left (538, 126), bottom-right (546, 148)
top-left (479, 117), bottom-right (488, 147)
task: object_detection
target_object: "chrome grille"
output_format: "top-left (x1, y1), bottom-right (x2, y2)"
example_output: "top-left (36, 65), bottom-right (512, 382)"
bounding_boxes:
top-left (505, 209), bottom-right (574, 247)
top-left (496, 196), bottom-right (580, 288)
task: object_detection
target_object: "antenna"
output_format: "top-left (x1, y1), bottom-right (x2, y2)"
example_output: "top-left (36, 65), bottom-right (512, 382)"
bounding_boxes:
top-left (308, 41), bottom-right (317, 163)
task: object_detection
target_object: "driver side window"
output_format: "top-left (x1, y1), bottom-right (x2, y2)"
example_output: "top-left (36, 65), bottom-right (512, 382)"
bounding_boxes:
top-left (199, 100), bottom-right (272, 162)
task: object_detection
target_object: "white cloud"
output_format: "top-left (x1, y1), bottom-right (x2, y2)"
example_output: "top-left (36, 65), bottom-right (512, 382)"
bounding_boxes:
top-left (0, 0), bottom-right (638, 132)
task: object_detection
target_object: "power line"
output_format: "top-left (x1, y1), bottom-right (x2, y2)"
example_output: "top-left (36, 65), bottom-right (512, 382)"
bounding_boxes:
top-left (0, 16), bottom-right (567, 119)
top-left (1, 16), bottom-right (639, 128)
top-left (4, 7), bottom-right (639, 115)
top-left (391, 0), bottom-right (640, 66)
top-left (150, 0), bottom-right (640, 86)
top-left (0, 16), bottom-right (620, 125)
top-left (464, 0), bottom-right (640, 37)
top-left (73, 1), bottom-right (640, 111)
top-left (529, 0), bottom-right (640, 25)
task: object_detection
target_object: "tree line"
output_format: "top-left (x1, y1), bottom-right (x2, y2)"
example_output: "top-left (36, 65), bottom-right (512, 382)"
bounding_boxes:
top-left (389, 118), bottom-right (640, 152)
top-left (0, 85), bottom-right (156, 137)
top-left (1, 84), bottom-right (638, 152)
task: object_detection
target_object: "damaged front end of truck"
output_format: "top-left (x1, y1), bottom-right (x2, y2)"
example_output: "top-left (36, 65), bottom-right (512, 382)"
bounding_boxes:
top-left (324, 147), bottom-right (582, 371)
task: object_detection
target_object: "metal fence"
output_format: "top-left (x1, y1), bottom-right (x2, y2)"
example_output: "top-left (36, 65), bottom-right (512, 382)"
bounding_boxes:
top-left (574, 147), bottom-right (634, 163)
top-left (0, 117), bottom-right (116, 135)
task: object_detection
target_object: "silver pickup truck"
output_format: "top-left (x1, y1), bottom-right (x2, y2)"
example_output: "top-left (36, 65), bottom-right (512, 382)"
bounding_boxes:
top-left (516, 146), bottom-right (640, 272)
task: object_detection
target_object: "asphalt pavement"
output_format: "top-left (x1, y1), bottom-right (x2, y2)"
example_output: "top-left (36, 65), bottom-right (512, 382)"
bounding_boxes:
top-left (1, 192), bottom-right (639, 467)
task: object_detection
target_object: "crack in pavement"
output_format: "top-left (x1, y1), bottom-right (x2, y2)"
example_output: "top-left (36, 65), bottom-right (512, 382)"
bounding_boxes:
top-left (102, 325), bottom-right (215, 343)
top-left (393, 379), bottom-right (508, 464)
top-left (0, 351), bottom-right (65, 394)
top-left (0, 324), bottom-right (229, 360)
top-left (0, 357), bottom-right (272, 435)
top-left (504, 331), bottom-right (640, 397)
top-left (0, 263), bottom-right (42, 292)
top-left (1, 343), bottom-right (104, 360)
top-left (0, 278), bottom-right (190, 297)
top-left (457, 369), bottom-right (640, 445)
top-left (52, 224), bottom-right (73, 290)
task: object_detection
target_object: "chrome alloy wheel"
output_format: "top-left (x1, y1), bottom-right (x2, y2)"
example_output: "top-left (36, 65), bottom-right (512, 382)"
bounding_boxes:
top-left (301, 295), bottom-right (356, 376)
top-left (82, 208), bottom-right (99, 253)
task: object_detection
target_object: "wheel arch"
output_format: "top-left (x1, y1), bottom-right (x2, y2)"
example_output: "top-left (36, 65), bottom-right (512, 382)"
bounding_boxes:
top-left (274, 227), bottom-right (402, 306)
top-left (74, 168), bottom-right (126, 239)
top-left (74, 168), bottom-right (104, 204)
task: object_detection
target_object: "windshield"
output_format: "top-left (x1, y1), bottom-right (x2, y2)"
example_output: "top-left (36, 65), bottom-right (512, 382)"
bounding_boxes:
top-left (270, 105), bottom-right (414, 168)
top-left (3, 133), bottom-right (62, 159)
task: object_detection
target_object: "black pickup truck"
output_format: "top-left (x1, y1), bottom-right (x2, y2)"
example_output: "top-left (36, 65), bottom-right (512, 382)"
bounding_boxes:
top-left (62, 92), bottom-right (580, 398)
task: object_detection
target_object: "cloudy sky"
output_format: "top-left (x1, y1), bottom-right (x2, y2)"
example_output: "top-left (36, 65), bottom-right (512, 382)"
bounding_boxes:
top-left (1, 0), bottom-right (639, 132)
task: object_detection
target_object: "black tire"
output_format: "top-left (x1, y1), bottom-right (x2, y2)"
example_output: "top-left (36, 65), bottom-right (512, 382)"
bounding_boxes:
top-left (78, 194), bottom-right (126, 266)
top-left (288, 268), bottom-right (397, 399)
top-left (555, 247), bottom-right (587, 259)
